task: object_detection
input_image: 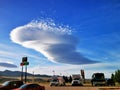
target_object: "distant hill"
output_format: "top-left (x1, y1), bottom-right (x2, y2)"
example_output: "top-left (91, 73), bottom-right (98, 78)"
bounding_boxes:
top-left (0, 70), bottom-right (51, 77)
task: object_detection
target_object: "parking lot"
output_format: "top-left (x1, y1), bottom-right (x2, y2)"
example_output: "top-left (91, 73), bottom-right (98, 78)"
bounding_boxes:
top-left (45, 86), bottom-right (120, 90)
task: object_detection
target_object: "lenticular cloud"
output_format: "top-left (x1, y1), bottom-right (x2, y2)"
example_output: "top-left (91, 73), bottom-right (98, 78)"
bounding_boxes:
top-left (10, 19), bottom-right (98, 64)
top-left (0, 62), bottom-right (17, 68)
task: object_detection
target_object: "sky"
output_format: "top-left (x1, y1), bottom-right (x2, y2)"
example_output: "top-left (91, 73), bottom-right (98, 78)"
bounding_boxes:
top-left (0, 0), bottom-right (120, 78)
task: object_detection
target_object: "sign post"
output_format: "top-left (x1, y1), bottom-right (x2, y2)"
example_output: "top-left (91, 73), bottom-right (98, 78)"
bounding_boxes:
top-left (20, 57), bottom-right (29, 83)
top-left (20, 63), bottom-right (24, 81)
top-left (81, 69), bottom-right (85, 83)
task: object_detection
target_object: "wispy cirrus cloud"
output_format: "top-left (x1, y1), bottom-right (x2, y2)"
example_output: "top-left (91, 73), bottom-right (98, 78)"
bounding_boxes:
top-left (0, 62), bottom-right (17, 68)
top-left (0, 43), bottom-right (46, 70)
top-left (0, 44), bottom-right (18, 68)
top-left (10, 19), bottom-right (99, 65)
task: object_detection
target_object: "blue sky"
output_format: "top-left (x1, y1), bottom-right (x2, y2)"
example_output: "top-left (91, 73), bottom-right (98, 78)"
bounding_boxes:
top-left (0, 0), bottom-right (120, 78)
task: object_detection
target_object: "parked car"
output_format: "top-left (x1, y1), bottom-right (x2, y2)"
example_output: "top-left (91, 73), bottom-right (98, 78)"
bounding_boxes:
top-left (71, 79), bottom-right (83, 86)
top-left (106, 79), bottom-right (115, 86)
top-left (50, 79), bottom-right (59, 86)
top-left (91, 73), bottom-right (106, 86)
top-left (50, 76), bottom-right (65, 86)
top-left (71, 74), bottom-right (83, 86)
top-left (0, 80), bottom-right (23, 90)
top-left (13, 83), bottom-right (45, 90)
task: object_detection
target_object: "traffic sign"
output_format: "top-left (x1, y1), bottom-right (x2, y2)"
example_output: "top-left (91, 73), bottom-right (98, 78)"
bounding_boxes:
top-left (22, 57), bottom-right (27, 62)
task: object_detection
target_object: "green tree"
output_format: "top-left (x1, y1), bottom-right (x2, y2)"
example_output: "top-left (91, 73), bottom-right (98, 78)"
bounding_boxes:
top-left (115, 69), bottom-right (120, 84)
top-left (69, 75), bottom-right (72, 82)
top-left (111, 73), bottom-right (115, 82)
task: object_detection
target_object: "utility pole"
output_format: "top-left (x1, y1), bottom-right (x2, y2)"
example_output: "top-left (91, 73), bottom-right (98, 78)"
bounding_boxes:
top-left (32, 71), bottom-right (34, 83)
top-left (53, 70), bottom-right (55, 76)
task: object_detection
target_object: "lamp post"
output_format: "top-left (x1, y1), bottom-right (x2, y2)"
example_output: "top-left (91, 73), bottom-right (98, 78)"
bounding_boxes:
top-left (32, 71), bottom-right (34, 83)
top-left (53, 70), bottom-right (55, 76)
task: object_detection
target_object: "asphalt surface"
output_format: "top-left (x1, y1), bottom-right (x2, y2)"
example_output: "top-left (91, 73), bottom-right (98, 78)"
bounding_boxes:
top-left (46, 86), bottom-right (97, 90)
top-left (45, 86), bottom-right (120, 90)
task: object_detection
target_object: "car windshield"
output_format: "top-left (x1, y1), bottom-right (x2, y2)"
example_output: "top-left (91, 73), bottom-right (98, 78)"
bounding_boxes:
top-left (74, 78), bottom-right (80, 80)
top-left (95, 74), bottom-right (104, 79)
top-left (19, 84), bottom-right (27, 89)
top-left (20, 84), bottom-right (40, 89)
top-left (2, 81), bottom-right (10, 86)
top-left (51, 79), bottom-right (58, 82)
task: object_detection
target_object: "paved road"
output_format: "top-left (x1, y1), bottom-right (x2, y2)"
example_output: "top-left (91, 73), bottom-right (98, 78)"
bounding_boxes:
top-left (45, 86), bottom-right (98, 90)
top-left (45, 86), bottom-right (120, 90)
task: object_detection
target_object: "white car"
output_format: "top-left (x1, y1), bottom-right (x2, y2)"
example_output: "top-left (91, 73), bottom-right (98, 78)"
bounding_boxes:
top-left (71, 80), bottom-right (83, 86)
top-left (50, 79), bottom-right (59, 86)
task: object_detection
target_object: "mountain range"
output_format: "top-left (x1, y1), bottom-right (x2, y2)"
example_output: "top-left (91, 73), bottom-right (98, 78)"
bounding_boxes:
top-left (0, 70), bottom-right (51, 77)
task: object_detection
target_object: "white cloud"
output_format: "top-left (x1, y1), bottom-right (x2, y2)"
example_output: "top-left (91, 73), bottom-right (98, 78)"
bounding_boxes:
top-left (0, 43), bottom-right (47, 69)
top-left (10, 19), bottom-right (98, 65)
top-left (27, 62), bottom-right (117, 78)
top-left (0, 62), bottom-right (17, 68)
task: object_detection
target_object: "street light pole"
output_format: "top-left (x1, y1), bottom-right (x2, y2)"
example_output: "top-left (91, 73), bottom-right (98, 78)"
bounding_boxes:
top-left (53, 70), bottom-right (55, 76)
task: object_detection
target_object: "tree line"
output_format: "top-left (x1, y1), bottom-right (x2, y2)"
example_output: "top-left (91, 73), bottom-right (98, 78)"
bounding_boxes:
top-left (111, 69), bottom-right (120, 84)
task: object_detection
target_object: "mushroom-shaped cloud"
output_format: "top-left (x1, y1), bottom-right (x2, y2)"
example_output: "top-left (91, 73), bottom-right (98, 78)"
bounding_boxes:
top-left (10, 19), bottom-right (99, 65)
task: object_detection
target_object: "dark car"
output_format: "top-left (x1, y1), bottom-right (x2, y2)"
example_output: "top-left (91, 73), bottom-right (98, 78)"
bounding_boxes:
top-left (106, 79), bottom-right (115, 86)
top-left (0, 80), bottom-right (23, 90)
top-left (91, 73), bottom-right (106, 86)
top-left (13, 83), bottom-right (45, 90)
